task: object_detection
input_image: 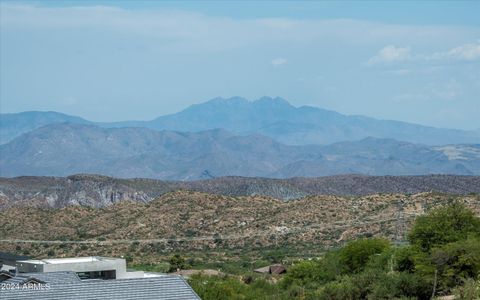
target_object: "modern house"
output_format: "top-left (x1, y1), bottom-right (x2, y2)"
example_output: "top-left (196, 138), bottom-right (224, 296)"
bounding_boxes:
top-left (0, 254), bottom-right (201, 300)
top-left (0, 272), bottom-right (201, 300)
top-left (254, 263), bottom-right (287, 275)
top-left (14, 256), bottom-right (143, 279)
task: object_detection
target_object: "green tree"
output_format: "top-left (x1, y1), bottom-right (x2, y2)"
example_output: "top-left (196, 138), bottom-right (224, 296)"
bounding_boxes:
top-left (368, 272), bottom-right (431, 300)
top-left (282, 252), bottom-right (342, 289)
top-left (316, 275), bottom-right (358, 300)
top-left (408, 202), bottom-right (480, 252)
top-left (429, 238), bottom-right (480, 292)
top-left (339, 238), bottom-right (391, 273)
top-left (282, 260), bottom-right (320, 287)
top-left (394, 246), bottom-right (418, 273)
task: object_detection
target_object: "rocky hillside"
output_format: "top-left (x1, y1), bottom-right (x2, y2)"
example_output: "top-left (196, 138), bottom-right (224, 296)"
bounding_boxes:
top-left (0, 191), bottom-right (479, 259)
top-left (1, 174), bottom-right (480, 209)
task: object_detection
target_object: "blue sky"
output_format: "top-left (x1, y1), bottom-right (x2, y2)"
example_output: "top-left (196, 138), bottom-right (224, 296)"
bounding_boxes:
top-left (1, 1), bottom-right (479, 130)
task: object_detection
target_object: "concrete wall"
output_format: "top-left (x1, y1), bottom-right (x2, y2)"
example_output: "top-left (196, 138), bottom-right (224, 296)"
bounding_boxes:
top-left (121, 271), bottom-right (145, 279)
top-left (15, 262), bottom-right (45, 273)
top-left (42, 259), bottom-right (127, 277)
top-left (16, 258), bottom-right (130, 279)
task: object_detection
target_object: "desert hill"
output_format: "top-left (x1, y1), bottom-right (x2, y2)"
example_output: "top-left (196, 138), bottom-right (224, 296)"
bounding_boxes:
top-left (1, 174), bottom-right (480, 209)
top-left (0, 191), bottom-right (478, 260)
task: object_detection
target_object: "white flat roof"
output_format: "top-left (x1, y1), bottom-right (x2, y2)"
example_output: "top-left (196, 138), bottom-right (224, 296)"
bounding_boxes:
top-left (143, 272), bottom-right (167, 278)
top-left (18, 256), bottom-right (122, 265)
top-left (42, 257), bottom-right (100, 264)
top-left (17, 260), bottom-right (46, 264)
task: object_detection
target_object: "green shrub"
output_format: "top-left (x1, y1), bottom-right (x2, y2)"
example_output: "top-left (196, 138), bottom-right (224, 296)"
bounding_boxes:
top-left (168, 254), bottom-right (188, 272)
top-left (189, 274), bottom-right (291, 300)
top-left (408, 202), bottom-right (480, 252)
top-left (339, 238), bottom-right (391, 273)
top-left (453, 278), bottom-right (480, 300)
top-left (316, 275), bottom-right (358, 300)
top-left (281, 260), bottom-right (321, 288)
top-left (368, 272), bottom-right (430, 300)
top-left (394, 246), bottom-right (418, 273)
top-left (429, 237), bottom-right (480, 292)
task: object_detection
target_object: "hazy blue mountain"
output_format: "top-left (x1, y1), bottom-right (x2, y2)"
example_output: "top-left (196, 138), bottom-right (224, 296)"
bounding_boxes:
top-left (0, 123), bottom-right (301, 179)
top-left (1, 123), bottom-right (479, 179)
top-left (0, 111), bottom-right (91, 144)
top-left (2, 97), bottom-right (479, 145)
top-left (104, 96), bottom-right (478, 145)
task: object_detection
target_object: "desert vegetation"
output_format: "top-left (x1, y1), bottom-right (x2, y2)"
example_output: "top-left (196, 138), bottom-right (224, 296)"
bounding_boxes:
top-left (188, 203), bottom-right (480, 299)
top-left (1, 192), bottom-right (479, 298)
top-left (1, 191), bottom-right (479, 257)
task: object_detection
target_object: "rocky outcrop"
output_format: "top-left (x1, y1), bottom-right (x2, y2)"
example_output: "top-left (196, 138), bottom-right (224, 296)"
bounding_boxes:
top-left (0, 174), bottom-right (479, 209)
top-left (0, 175), bottom-right (157, 209)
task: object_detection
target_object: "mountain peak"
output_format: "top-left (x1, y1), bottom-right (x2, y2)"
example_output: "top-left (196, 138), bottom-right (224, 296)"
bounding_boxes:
top-left (206, 96), bottom-right (248, 105)
top-left (3, 97), bottom-right (480, 147)
top-left (204, 96), bottom-right (291, 107)
top-left (255, 96), bottom-right (292, 106)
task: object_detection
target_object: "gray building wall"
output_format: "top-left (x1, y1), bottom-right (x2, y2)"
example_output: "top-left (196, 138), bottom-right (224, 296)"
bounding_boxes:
top-left (15, 257), bottom-right (133, 279)
top-left (15, 262), bottom-right (44, 273)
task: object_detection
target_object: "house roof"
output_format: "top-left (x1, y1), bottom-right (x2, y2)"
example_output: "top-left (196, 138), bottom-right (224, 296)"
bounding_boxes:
top-left (254, 264), bottom-right (287, 275)
top-left (253, 266), bottom-right (270, 273)
top-left (16, 256), bottom-right (124, 265)
top-left (270, 264), bottom-right (287, 275)
top-left (0, 271), bottom-right (80, 285)
top-left (0, 270), bottom-right (14, 282)
top-left (19, 271), bottom-right (81, 285)
top-left (2, 276), bottom-right (46, 285)
top-left (0, 275), bottom-right (201, 300)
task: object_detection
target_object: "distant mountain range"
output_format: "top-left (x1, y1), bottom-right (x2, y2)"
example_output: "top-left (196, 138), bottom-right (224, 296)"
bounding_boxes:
top-left (1, 97), bottom-right (479, 179)
top-left (1, 97), bottom-right (479, 145)
top-left (1, 123), bottom-right (479, 179)
top-left (0, 111), bottom-right (91, 144)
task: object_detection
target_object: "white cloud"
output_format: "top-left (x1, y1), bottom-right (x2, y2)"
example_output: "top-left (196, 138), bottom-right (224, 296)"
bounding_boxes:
top-left (428, 42), bottom-right (480, 61)
top-left (2, 3), bottom-right (479, 55)
top-left (368, 45), bottom-right (411, 65)
top-left (369, 42), bottom-right (480, 66)
top-left (1, 3), bottom-right (478, 129)
top-left (271, 58), bottom-right (287, 66)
